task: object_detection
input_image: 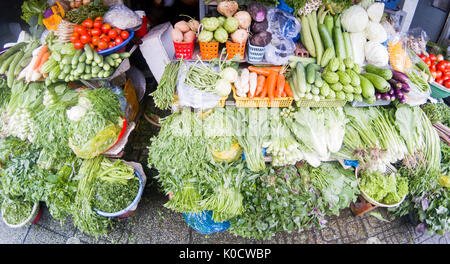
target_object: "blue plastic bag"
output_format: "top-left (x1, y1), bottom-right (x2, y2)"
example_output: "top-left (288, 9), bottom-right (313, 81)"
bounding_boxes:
top-left (183, 210), bottom-right (231, 235)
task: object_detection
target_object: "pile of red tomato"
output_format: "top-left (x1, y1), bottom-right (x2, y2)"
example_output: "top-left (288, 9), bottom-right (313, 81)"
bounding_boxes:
top-left (70, 17), bottom-right (130, 52)
top-left (419, 53), bottom-right (450, 89)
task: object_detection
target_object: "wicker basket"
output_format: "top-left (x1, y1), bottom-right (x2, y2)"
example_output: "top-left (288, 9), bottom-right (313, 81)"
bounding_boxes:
top-left (173, 94), bottom-right (227, 108)
top-left (355, 165), bottom-right (406, 208)
top-left (226, 41), bottom-right (246, 60)
top-left (199, 41), bottom-right (219, 60)
top-left (232, 86), bottom-right (293, 108)
top-left (295, 98), bottom-right (347, 108)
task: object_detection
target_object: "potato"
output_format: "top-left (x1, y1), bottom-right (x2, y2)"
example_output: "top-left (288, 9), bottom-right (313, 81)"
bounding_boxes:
top-left (231, 29), bottom-right (248, 44)
top-left (217, 1), bottom-right (239, 17)
top-left (183, 31), bottom-right (196, 43)
top-left (174, 21), bottom-right (190, 33)
top-left (171, 28), bottom-right (184, 43)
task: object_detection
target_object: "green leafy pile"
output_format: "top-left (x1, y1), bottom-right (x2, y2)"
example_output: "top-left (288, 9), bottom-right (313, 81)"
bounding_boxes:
top-left (21, 0), bottom-right (49, 26)
top-left (359, 170), bottom-right (408, 205)
top-left (411, 187), bottom-right (449, 236)
top-left (68, 88), bottom-right (124, 159)
top-left (441, 142), bottom-right (449, 176)
top-left (1, 198), bottom-right (34, 225)
top-left (0, 78), bottom-right (10, 111)
top-left (65, 2), bottom-right (109, 24)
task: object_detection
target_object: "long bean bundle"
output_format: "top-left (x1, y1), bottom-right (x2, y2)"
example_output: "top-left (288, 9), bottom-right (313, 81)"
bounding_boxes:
top-left (151, 61), bottom-right (183, 110)
top-left (184, 61), bottom-right (221, 93)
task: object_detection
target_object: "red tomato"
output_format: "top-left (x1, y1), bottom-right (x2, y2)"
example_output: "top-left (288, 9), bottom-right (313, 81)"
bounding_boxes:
top-left (98, 40), bottom-right (108, 50)
top-left (82, 18), bottom-right (94, 28)
top-left (108, 29), bottom-right (118, 39)
top-left (74, 25), bottom-right (87, 35)
top-left (91, 36), bottom-right (100, 46)
top-left (80, 34), bottom-right (91, 44)
top-left (436, 54), bottom-right (444, 62)
top-left (445, 79), bottom-right (450, 88)
top-left (436, 77), bottom-right (444, 85)
top-left (120, 30), bottom-right (129, 40)
top-left (70, 33), bottom-right (79, 43)
top-left (93, 20), bottom-right (102, 29)
top-left (424, 58), bottom-right (431, 66)
top-left (114, 37), bottom-right (123, 45)
top-left (89, 43), bottom-right (95, 49)
top-left (74, 41), bottom-right (84, 50)
top-left (97, 47), bottom-right (103, 52)
top-left (430, 64), bottom-right (436, 71)
top-left (419, 54), bottom-right (427, 61)
top-left (115, 27), bottom-right (122, 34)
top-left (101, 35), bottom-right (111, 43)
top-left (429, 53), bottom-right (436, 63)
top-left (90, 28), bottom-right (101, 36)
top-left (108, 42), bottom-right (115, 49)
top-left (101, 23), bottom-right (111, 34)
top-left (437, 61), bottom-right (447, 72)
top-left (95, 16), bottom-right (103, 21)
top-left (435, 70), bottom-right (443, 79)
top-left (431, 71), bottom-right (437, 79)
top-left (443, 74), bottom-right (450, 81)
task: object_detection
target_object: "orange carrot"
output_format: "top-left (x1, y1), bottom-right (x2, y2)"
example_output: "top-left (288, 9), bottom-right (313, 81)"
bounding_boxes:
top-left (276, 73), bottom-right (285, 98)
top-left (284, 81), bottom-right (294, 98)
top-left (37, 52), bottom-right (51, 73)
top-left (259, 78), bottom-right (268, 98)
top-left (248, 66), bottom-right (282, 76)
top-left (254, 75), bottom-right (266, 97)
top-left (282, 91), bottom-right (287, 97)
top-left (33, 45), bottom-right (48, 71)
top-left (267, 71), bottom-right (277, 101)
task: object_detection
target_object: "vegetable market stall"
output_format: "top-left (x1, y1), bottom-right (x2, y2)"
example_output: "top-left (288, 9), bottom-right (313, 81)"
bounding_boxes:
top-left (0, 0), bottom-right (151, 238)
top-left (144, 0), bottom-right (449, 239)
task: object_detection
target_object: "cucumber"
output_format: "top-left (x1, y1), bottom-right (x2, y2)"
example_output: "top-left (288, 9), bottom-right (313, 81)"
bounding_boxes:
top-left (79, 53), bottom-right (87, 63)
top-left (105, 56), bottom-right (115, 67)
top-left (62, 55), bottom-right (73, 65)
top-left (85, 65), bottom-right (91, 74)
top-left (296, 62), bottom-right (308, 95)
top-left (72, 49), bottom-right (83, 66)
top-left (63, 64), bottom-right (71, 74)
top-left (110, 53), bottom-right (120, 59)
top-left (343, 32), bottom-right (353, 59)
top-left (0, 52), bottom-right (18, 74)
top-left (53, 51), bottom-right (62, 62)
top-left (306, 13), bottom-right (323, 65)
top-left (361, 72), bottom-right (391, 93)
top-left (84, 44), bottom-right (94, 62)
top-left (14, 42), bottom-right (39, 76)
top-left (94, 52), bottom-right (102, 64)
top-left (305, 63), bottom-right (316, 84)
top-left (333, 27), bottom-right (346, 59)
top-left (324, 15), bottom-right (334, 37)
top-left (365, 64), bottom-right (393, 80)
top-left (360, 75), bottom-right (376, 99)
top-left (7, 50), bottom-right (24, 87)
top-left (318, 24), bottom-right (335, 52)
top-left (103, 63), bottom-right (111, 71)
top-left (92, 66), bottom-right (101, 74)
top-left (76, 62), bottom-right (86, 75)
top-left (119, 52), bottom-right (131, 59)
top-left (0, 42), bottom-right (27, 65)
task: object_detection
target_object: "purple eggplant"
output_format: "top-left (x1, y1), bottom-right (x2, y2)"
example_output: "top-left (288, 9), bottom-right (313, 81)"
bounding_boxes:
top-left (392, 70), bottom-right (409, 83)
top-left (400, 82), bottom-right (410, 93)
top-left (399, 98), bottom-right (406, 104)
top-left (375, 93), bottom-right (382, 100)
top-left (395, 89), bottom-right (403, 97)
top-left (388, 78), bottom-right (403, 89)
top-left (390, 96), bottom-right (397, 101)
top-left (382, 94), bottom-right (391, 101)
top-left (388, 89), bottom-right (394, 95)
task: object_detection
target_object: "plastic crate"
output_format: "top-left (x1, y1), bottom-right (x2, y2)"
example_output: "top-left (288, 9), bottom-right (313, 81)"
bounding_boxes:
top-left (139, 22), bottom-right (175, 83)
top-left (295, 98), bottom-right (347, 108)
top-left (430, 82), bottom-right (450, 99)
top-left (173, 94), bottom-right (227, 108)
top-left (232, 86), bottom-right (294, 108)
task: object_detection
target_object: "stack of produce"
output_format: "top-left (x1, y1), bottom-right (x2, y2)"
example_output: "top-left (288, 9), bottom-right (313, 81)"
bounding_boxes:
top-left (248, 2), bottom-right (272, 49)
top-left (171, 18), bottom-right (199, 44)
top-left (418, 53), bottom-right (450, 88)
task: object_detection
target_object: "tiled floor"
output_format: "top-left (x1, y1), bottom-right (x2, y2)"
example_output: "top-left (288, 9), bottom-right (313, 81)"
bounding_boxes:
top-left (0, 91), bottom-right (448, 244)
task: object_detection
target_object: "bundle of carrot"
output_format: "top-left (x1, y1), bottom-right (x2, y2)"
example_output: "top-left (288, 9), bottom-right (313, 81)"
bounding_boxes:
top-left (18, 44), bottom-right (51, 83)
top-left (246, 66), bottom-right (294, 101)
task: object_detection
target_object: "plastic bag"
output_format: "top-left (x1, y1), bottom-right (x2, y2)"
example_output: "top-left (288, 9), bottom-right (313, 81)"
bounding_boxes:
top-left (266, 8), bottom-right (301, 40)
top-left (176, 62), bottom-right (222, 110)
top-left (387, 33), bottom-right (413, 73)
top-left (406, 27), bottom-right (429, 56)
top-left (183, 210), bottom-right (230, 235)
top-left (103, 4), bottom-right (142, 30)
top-left (405, 81), bottom-right (431, 107)
top-left (264, 35), bottom-right (296, 65)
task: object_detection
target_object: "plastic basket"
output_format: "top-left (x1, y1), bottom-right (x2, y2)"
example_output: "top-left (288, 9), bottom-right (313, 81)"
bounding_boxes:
top-left (94, 169), bottom-right (144, 218)
top-left (183, 210), bottom-right (230, 235)
top-left (295, 98), bottom-right (347, 108)
top-left (2, 202), bottom-right (40, 228)
top-left (98, 30), bottom-right (134, 56)
top-left (199, 41), bottom-right (219, 60)
top-left (430, 82), bottom-right (450, 99)
top-left (232, 86), bottom-right (294, 108)
top-left (247, 42), bottom-right (265, 62)
top-left (226, 41), bottom-right (246, 60)
top-left (355, 165), bottom-right (406, 208)
top-left (173, 40), bottom-right (195, 60)
top-left (173, 94), bottom-right (227, 108)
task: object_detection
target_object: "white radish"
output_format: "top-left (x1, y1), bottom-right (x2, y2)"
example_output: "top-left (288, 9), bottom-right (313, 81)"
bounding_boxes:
top-left (249, 72), bottom-right (257, 97)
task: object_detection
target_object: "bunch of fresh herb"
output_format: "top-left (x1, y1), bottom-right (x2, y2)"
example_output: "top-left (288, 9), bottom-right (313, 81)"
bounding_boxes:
top-left (411, 187), bottom-right (449, 236)
top-left (21, 0), bottom-right (49, 26)
top-left (1, 198), bottom-right (34, 225)
top-left (65, 2), bottom-right (109, 24)
top-left (151, 61), bottom-right (183, 110)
